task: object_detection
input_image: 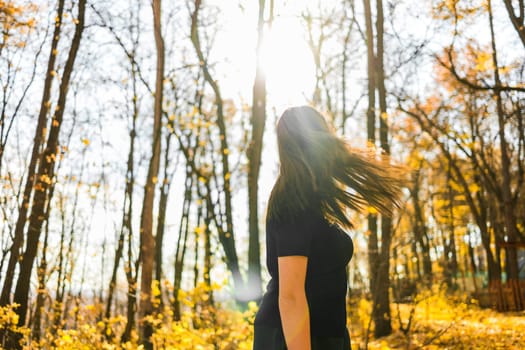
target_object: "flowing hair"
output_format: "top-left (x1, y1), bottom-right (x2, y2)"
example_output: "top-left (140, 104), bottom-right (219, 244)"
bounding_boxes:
top-left (267, 106), bottom-right (405, 229)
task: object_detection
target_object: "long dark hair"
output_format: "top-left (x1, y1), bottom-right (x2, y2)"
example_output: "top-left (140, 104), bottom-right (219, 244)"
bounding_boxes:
top-left (267, 106), bottom-right (405, 229)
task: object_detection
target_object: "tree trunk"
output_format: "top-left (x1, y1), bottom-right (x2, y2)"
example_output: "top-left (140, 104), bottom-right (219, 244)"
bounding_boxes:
top-left (411, 240), bottom-right (421, 280)
top-left (120, 51), bottom-right (140, 344)
top-left (193, 204), bottom-right (202, 290)
top-left (31, 200), bottom-right (52, 341)
top-left (341, 5), bottom-right (354, 133)
top-left (106, 211), bottom-right (127, 325)
top-left (363, 0), bottom-right (378, 293)
top-left (467, 229), bottom-right (479, 292)
top-left (139, 0), bottom-right (164, 347)
top-left (204, 202), bottom-right (214, 306)
top-left (502, 0), bottom-right (525, 48)
top-left (52, 194), bottom-right (67, 334)
top-left (446, 172), bottom-right (459, 289)
top-left (190, 0), bottom-right (244, 300)
top-left (154, 129), bottom-right (174, 307)
top-left (154, 176), bottom-right (168, 302)
top-left (173, 168), bottom-right (192, 321)
top-left (247, 0), bottom-right (267, 303)
top-left (410, 169), bottom-right (433, 286)
top-left (481, 190), bottom-right (504, 310)
top-left (374, 0), bottom-right (393, 337)
top-left (0, 0), bottom-right (65, 307)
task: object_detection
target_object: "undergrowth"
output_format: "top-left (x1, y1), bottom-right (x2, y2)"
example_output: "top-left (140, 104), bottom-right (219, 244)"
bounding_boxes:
top-left (1, 284), bottom-right (524, 349)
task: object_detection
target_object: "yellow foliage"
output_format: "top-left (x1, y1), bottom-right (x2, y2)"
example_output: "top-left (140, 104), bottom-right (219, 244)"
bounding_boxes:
top-left (474, 51), bottom-right (493, 72)
top-left (0, 284), bottom-right (256, 350)
top-left (0, 304), bottom-right (19, 329)
top-left (3, 285), bottom-right (525, 349)
top-left (194, 224), bottom-right (207, 235)
top-left (350, 286), bottom-right (525, 349)
top-left (366, 206), bottom-right (378, 215)
top-left (0, 1), bottom-right (37, 49)
top-left (0, 304), bottom-right (30, 348)
top-left (152, 282), bottom-right (256, 350)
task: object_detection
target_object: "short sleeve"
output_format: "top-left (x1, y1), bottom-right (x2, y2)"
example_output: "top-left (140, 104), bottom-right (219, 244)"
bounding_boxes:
top-left (273, 213), bottom-right (316, 257)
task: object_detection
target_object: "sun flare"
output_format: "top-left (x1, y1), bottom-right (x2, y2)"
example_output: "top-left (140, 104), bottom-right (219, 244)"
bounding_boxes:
top-left (260, 19), bottom-right (316, 110)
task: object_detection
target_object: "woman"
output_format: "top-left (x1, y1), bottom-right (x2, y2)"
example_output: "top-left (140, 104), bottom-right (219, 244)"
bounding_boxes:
top-left (253, 106), bottom-right (404, 350)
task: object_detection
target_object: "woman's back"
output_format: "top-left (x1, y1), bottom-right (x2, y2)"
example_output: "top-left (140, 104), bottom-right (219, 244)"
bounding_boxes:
top-left (254, 207), bottom-right (353, 338)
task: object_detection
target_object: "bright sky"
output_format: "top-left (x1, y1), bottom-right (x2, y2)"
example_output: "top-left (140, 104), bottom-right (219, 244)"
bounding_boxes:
top-left (209, 0), bottom-right (317, 112)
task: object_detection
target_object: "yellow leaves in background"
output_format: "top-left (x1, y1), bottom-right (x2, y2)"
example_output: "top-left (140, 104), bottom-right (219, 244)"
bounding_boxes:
top-left (351, 286), bottom-right (525, 349)
top-left (189, 106), bottom-right (199, 117)
top-left (0, 304), bottom-right (19, 327)
top-left (149, 281), bottom-right (254, 350)
top-left (194, 224), bottom-right (207, 236)
top-left (0, 304), bottom-right (30, 347)
top-left (432, 0), bottom-right (482, 21)
top-left (0, 282), bottom-right (256, 349)
top-left (420, 95), bottom-right (441, 115)
top-left (379, 340), bottom-right (391, 350)
top-left (367, 206), bottom-right (378, 215)
top-left (151, 280), bottom-right (162, 308)
top-left (81, 138), bottom-right (90, 146)
top-left (357, 298), bottom-right (372, 330)
top-left (474, 51), bottom-right (493, 72)
top-left (1, 1), bottom-right (37, 49)
top-left (171, 106), bottom-right (210, 133)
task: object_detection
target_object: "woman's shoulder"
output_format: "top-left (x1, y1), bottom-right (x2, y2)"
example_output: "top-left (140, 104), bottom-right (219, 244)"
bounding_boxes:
top-left (266, 205), bottom-right (323, 230)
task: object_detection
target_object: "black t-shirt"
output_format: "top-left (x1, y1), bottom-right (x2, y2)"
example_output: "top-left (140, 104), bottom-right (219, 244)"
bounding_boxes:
top-left (254, 207), bottom-right (354, 337)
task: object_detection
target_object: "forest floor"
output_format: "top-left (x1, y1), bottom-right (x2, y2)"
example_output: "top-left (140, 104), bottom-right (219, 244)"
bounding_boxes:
top-left (349, 291), bottom-right (525, 349)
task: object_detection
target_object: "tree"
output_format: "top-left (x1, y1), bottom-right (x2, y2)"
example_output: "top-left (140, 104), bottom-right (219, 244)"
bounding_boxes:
top-left (373, 0), bottom-right (394, 337)
top-left (190, 0), bottom-right (244, 301)
top-left (487, 0), bottom-right (523, 311)
top-left (12, 0), bottom-right (86, 334)
top-left (424, 0), bottom-right (525, 310)
top-left (0, 0), bottom-right (65, 307)
top-left (363, 0), bottom-right (395, 339)
top-left (246, 0), bottom-right (271, 303)
top-left (0, 1), bottom-right (38, 172)
top-left (502, 0), bottom-right (525, 48)
top-left (88, 2), bottom-right (146, 340)
top-left (138, 0), bottom-right (165, 347)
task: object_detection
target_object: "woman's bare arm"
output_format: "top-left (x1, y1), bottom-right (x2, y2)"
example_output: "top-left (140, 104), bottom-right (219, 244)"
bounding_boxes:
top-left (278, 256), bottom-right (311, 350)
